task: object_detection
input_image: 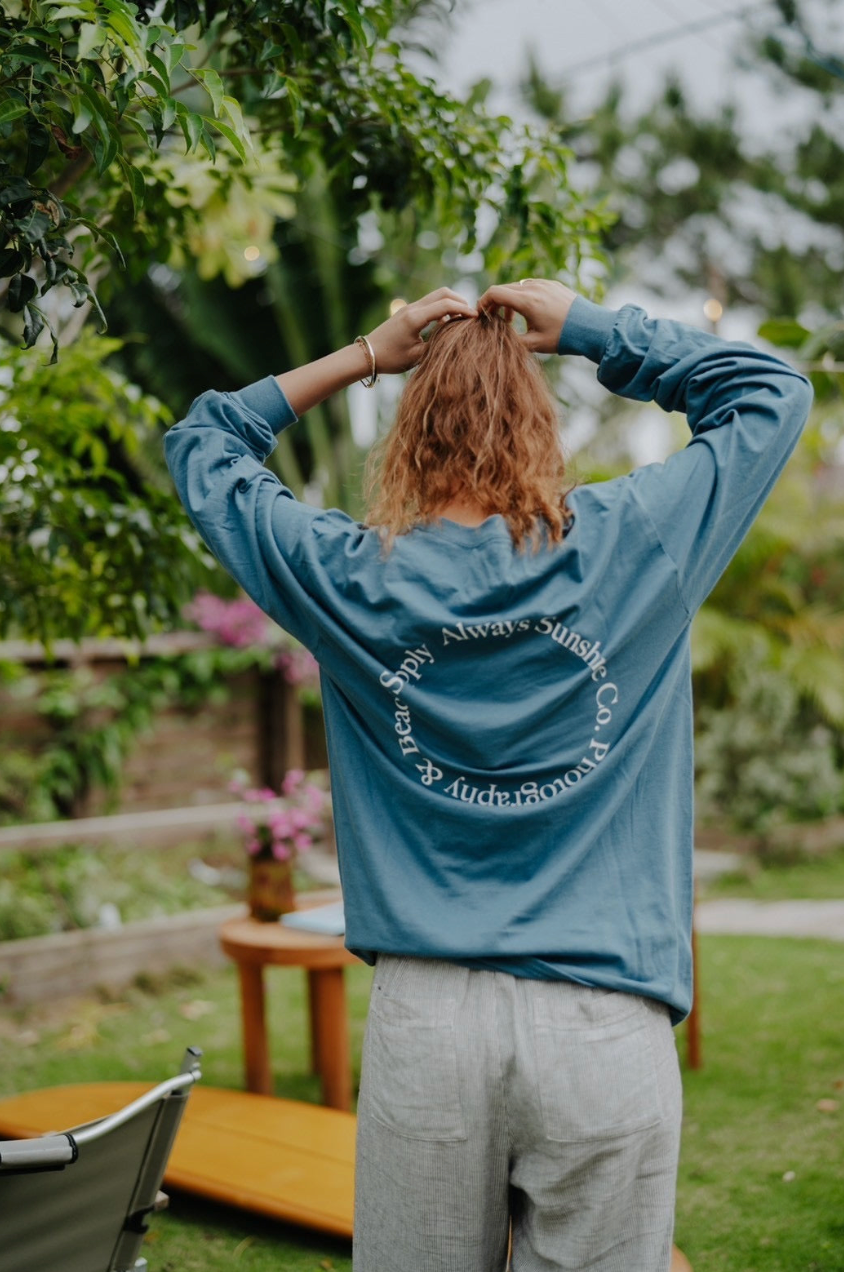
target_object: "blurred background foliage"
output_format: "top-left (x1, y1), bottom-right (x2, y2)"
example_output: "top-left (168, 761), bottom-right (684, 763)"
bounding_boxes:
top-left (0, 0), bottom-right (608, 632)
top-left (0, 0), bottom-right (843, 836)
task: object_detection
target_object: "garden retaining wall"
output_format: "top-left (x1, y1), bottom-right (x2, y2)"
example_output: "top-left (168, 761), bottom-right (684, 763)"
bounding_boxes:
top-left (0, 903), bottom-right (245, 1005)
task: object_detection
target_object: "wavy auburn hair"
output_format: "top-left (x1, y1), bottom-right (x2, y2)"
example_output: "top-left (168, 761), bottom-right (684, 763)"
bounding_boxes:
top-left (363, 310), bottom-right (573, 553)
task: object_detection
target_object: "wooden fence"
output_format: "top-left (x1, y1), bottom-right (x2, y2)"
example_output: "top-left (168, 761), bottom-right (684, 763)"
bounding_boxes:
top-left (0, 633), bottom-right (327, 816)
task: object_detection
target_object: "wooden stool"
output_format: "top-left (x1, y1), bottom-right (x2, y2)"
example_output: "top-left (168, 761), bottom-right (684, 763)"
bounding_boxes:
top-left (219, 903), bottom-right (359, 1110)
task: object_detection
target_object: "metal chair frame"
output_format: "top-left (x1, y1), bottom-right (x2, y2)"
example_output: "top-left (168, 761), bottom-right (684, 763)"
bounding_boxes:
top-left (0, 1047), bottom-right (202, 1272)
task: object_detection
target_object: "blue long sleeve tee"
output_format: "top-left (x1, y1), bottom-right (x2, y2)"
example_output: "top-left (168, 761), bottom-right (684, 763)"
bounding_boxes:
top-left (164, 298), bottom-right (812, 1023)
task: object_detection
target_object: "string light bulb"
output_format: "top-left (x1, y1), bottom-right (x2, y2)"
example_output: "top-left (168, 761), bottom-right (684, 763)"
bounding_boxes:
top-left (703, 298), bottom-right (723, 323)
top-left (389, 298), bottom-right (408, 316)
top-left (243, 246), bottom-right (261, 262)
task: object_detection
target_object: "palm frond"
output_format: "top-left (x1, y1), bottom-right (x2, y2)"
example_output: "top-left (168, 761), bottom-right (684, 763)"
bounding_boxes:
top-left (780, 646), bottom-right (844, 729)
top-left (691, 607), bottom-right (770, 674)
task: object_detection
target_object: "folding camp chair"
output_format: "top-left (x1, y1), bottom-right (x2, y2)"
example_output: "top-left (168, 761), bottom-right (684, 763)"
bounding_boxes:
top-left (0, 1046), bottom-right (202, 1272)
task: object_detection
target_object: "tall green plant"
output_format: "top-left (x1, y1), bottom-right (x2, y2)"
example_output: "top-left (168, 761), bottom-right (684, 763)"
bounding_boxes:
top-left (0, 0), bottom-right (607, 359)
top-left (0, 332), bottom-right (216, 640)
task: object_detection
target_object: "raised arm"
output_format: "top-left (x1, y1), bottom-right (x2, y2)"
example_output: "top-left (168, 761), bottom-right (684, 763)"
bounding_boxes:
top-left (480, 282), bottom-right (814, 614)
top-left (278, 287), bottom-right (477, 414)
top-left (164, 288), bottom-right (477, 647)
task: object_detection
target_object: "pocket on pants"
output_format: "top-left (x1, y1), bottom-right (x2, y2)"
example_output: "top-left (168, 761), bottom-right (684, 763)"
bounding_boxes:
top-left (531, 985), bottom-right (662, 1143)
top-left (363, 989), bottom-right (467, 1142)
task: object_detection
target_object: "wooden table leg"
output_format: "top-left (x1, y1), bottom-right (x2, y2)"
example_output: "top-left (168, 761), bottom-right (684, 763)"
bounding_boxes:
top-left (237, 961), bottom-right (273, 1095)
top-left (687, 885), bottom-right (702, 1070)
top-left (309, 967), bottom-right (351, 1111)
top-left (307, 971), bottom-right (320, 1076)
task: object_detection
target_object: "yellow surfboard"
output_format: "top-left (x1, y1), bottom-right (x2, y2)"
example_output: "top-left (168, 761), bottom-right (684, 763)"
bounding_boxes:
top-left (0, 1083), bottom-right (356, 1238)
top-left (0, 1083), bottom-right (692, 1269)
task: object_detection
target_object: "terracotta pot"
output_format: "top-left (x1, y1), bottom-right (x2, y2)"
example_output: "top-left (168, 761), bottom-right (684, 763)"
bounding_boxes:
top-left (248, 856), bottom-right (296, 921)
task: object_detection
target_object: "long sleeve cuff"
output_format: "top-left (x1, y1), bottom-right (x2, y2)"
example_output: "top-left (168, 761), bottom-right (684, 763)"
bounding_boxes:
top-left (557, 296), bottom-right (620, 363)
top-left (231, 375), bottom-right (298, 434)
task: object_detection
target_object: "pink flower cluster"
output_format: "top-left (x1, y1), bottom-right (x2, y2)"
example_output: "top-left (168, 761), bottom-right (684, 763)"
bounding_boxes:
top-left (233, 770), bottom-right (329, 863)
top-left (184, 591), bottom-right (269, 648)
top-left (275, 645), bottom-right (320, 689)
top-left (185, 590), bottom-right (320, 690)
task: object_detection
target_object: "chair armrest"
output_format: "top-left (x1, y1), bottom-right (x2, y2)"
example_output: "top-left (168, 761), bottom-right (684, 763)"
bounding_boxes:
top-left (0, 1132), bottom-right (77, 1173)
top-left (73, 1050), bottom-right (202, 1147)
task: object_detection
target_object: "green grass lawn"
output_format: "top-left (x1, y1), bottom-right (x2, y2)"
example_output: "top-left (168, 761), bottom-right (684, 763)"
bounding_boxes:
top-left (1, 936), bottom-right (842, 1271)
top-left (700, 843), bottom-right (844, 903)
top-left (676, 938), bottom-right (843, 1272)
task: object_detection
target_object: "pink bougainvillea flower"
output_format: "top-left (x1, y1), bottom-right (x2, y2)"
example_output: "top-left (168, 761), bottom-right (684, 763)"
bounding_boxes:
top-left (235, 770), bottom-right (330, 865)
top-left (281, 768), bottom-right (305, 796)
top-left (184, 591), bottom-right (271, 648)
top-left (303, 784), bottom-right (325, 811)
top-left (275, 645), bottom-right (321, 688)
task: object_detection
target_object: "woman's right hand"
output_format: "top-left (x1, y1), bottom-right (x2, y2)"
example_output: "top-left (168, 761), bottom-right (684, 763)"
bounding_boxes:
top-left (367, 287), bottom-right (478, 374)
top-left (478, 279), bottom-right (578, 354)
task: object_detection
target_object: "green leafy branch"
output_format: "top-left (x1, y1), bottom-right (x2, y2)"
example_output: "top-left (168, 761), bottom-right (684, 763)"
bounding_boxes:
top-left (0, 642), bottom-right (280, 823)
top-left (0, 0), bottom-right (255, 356)
top-left (1, 0), bottom-right (609, 359)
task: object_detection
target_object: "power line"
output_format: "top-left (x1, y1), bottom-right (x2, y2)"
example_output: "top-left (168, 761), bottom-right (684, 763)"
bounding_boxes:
top-left (556, 1), bottom-right (773, 81)
top-left (588, 0), bottom-right (636, 43)
top-left (645, 0), bottom-right (732, 53)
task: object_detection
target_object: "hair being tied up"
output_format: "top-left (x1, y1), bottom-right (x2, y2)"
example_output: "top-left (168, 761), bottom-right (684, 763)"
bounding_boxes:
top-left (363, 310), bottom-right (573, 554)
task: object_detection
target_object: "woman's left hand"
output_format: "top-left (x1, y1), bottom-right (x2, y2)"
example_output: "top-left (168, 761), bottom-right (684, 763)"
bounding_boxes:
top-left (366, 288), bottom-right (478, 375)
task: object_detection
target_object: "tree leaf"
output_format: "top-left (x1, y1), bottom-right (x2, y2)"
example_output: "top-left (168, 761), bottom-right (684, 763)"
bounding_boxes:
top-left (160, 99), bottom-right (177, 133)
top-left (77, 22), bottom-right (106, 60)
top-left (16, 206), bottom-right (54, 244)
top-left (208, 116), bottom-right (246, 162)
top-left (119, 158), bottom-right (145, 214)
top-left (198, 119), bottom-right (217, 162)
top-left (260, 41), bottom-right (288, 63)
top-left (71, 94), bottom-right (95, 135)
top-left (105, 10), bottom-right (138, 45)
top-left (175, 101), bottom-right (202, 151)
top-left (285, 79), bottom-right (304, 136)
top-left (221, 93), bottom-right (249, 144)
top-left (18, 25), bottom-right (64, 51)
top-left (8, 272), bottom-right (38, 312)
top-left (21, 300), bottom-right (45, 346)
top-left (146, 50), bottom-right (171, 91)
top-left (758, 318), bottom-right (810, 349)
top-left (140, 69), bottom-right (170, 101)
top-left (0, 248), bottom-right (26, 278)
top-left (280, 23), bottom-right (304, 59)
top-left (21, 301), bottom-right (59, 361)
top-left (339, 6), bottom-right (367, 48)
top-left (24, 118), bottom-right (52, 177)
top-left (42, 4), bottom-right (93, 20)
top-left (0, 99), bottom-right (30, 126)
top-left (194, 67), bottom-right (224, 118)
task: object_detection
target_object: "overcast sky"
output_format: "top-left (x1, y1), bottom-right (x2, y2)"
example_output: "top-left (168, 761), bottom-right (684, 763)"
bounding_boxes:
top-left (354, 1), bottom-right (839, 455)
top-left (421, 0), bottom-right (841, 329)
top-left (430, 0), bottom-right (829, 134)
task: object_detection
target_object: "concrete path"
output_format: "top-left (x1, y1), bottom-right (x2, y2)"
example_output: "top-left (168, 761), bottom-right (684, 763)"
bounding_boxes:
top-left (693, 847), bottom-right (844, 941)
top-left (695, 898), bottom-right (844, 941)
top-left (303, 848), bottom-right (844, 942)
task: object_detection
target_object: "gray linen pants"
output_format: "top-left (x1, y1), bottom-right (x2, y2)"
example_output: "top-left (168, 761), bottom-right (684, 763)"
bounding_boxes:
top-left (353, 956), bottom-right (682, 1272)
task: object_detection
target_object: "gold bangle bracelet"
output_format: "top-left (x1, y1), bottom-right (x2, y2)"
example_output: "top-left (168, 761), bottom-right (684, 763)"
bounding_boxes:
top-left (354, 334), bottom-right (378, 388)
